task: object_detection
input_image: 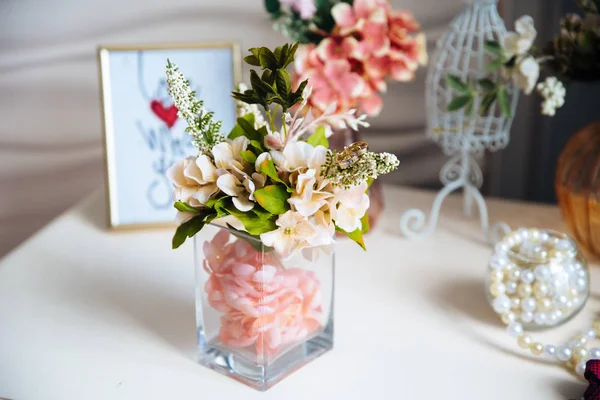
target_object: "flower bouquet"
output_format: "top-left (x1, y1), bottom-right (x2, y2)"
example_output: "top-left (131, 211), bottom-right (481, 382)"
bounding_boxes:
top-left (165, 43), bottom-right (398, 390)
top-left (265, 0), bottom-right (428, 117)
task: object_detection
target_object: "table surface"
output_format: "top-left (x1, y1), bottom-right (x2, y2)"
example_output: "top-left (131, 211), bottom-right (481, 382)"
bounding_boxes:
top-left (1, 185), bottom-right (598, 400)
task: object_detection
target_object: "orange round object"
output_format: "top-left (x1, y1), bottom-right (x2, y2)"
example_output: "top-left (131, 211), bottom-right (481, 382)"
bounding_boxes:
top-left (555, 121), bottom-right (600, 259)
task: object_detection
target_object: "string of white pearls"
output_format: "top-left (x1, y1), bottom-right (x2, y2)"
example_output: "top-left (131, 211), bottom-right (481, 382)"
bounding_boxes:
top-left (487, 227), bottom-right (592, 377)
top-left (507, 320), bottom-right (600, 376)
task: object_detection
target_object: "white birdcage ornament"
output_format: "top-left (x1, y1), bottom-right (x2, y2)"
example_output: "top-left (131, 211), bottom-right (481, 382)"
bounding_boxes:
top-left (400, 0), bottom-right (519, 240)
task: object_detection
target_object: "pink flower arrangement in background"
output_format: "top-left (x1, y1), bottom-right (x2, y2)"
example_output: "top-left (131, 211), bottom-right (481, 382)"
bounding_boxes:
top-left (203, 230), bottom-right (323, 357)
top-left (289, 0), bottom-right (428, 117)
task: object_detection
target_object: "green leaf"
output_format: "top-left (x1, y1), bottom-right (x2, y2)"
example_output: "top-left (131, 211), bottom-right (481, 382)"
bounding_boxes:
top-left (237, 115), bottom-right (264, 143)
top-left (254, 184), bottom-right (290, 215)
top-left (172, 214), bottom-right (212, 249)
top-left (229, 113), bottom-right (255, 139)
top-left (445, 74), bottom-right (469, 93)
top-left (205, 196), bottom-right (228, 210)
top-left (292, 79), bottom-right (308, 99)
top-left (244, 55), bottom-right (261, 66)
top-left (478, 78), bottom-right (496, 91)
top-left (262, 69), bottom-right (275, 85)
top-left (306, 126), bottom-right (329, 148)
top-left (274, 45), bottom-right (283, 65)
top-left (258, 48), bottom-right (278, 70)
top-left (336, 225), bottom-right (366, 251)
top-left (447, 95), bottom-right (473, 112)
top-left (264, 0), bottom-right (281, 14)
top-left (250, 69), bottom-right (276, 96)
top-left (248, 47), bottom-right (260, 58)
top-left (497, 86), bottom-right (512, 118)
top-left (225, 223), bottom-right (266, 252)
top-left (250, 205), bottom-right (273, 221)
top-left (283, 42), bottom-right (299, 69)
top-left (275, 69), bottom-right (291, 98)
top-left (486, 59), bottom-right (504, 72)
top-left (465, 99), bottom-right (474, 116)
top-left (257, 158), bottom-right (284, 184)
top-left (249, 139), bottom-right (264, 153)
top-left (484, 40), bottom-right (503, 57)
top-left (231, 91), bottom-right (264, 108)
top-left (173, 201), bottom-right (202, 213)
top-left (225, 203), bottom-right (278, 235)
top-left (479, 91), bottom-right (497, 115)
top-left (240, 149), bottom-right (257, 164)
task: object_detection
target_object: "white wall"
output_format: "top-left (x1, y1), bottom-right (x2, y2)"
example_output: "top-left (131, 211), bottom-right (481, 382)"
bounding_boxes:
top-left (0, 0), bottom-right (464, 256)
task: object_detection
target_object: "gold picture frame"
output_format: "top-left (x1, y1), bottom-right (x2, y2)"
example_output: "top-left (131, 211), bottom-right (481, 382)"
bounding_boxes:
top-left (98, 42), bottom-right (242, 230)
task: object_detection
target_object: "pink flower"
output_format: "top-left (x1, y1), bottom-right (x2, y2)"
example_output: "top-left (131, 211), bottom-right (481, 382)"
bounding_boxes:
top-left (388, 9), bottom-right (421, 36)
top-left (295, 57), bottom-right (365, 115)
top-left (316, 36), bottom-right (358, 61)
top-left (281, 0), bottom-right (316, 20)
top-left (331, 0), bottom-right (388, 34)
top-left (358, 85), bottom-right (384, 116)
top-left (202, 230), bottom-right (323, 357)
top-left (352, 21), bottom-right (390, 60)
top-left (294, 44), bottom-right (323, 75)
top-left (362, 56), bottom-right (389, 92)
top-left (218, 268), bottom-right (322, 356)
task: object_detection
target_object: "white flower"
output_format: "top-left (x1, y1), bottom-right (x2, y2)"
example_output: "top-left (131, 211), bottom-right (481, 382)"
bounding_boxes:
top-left (212, 136), bottom-right (249, 172)
top-left (537, 76), bottom-right (566, 116)
top-left (288, 168), bottom-right (334, 217)
top-left (332, 182), bottom-right (370, 232)
top-left (216, 171), bottom-right (265, 212)
top-left (304, 203), bottom-right (336, 260)
top-left (236, 83), bottom-right (269, 130)
top-left (166, 155), bottom-right (218, 207)
top-left (274, 141), bottom-right (328, 172)
top-left (502, 15), bottom-right (537, 59)
top-left (260, 211), bottom-right (318, 258)
top-left (541, 101), bottom-right (558, 117)
top-left (511, 56), bottom-right (540, 94)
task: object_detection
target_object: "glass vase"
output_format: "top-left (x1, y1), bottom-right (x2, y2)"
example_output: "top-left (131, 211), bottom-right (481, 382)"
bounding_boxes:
top-left (485, 228), bottom-right (590, 330)
top-left (194, 223), bottom-right (334, 391)
top-left (556, 121), bottom-right (600, 259)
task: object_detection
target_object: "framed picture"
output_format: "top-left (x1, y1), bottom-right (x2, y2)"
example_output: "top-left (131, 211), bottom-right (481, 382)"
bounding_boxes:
top-left (98, 42), bottom-right (241, 229)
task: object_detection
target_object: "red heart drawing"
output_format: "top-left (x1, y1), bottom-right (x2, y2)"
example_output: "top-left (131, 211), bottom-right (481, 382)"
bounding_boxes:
top-left (150, 100), bottom-right (178, 129)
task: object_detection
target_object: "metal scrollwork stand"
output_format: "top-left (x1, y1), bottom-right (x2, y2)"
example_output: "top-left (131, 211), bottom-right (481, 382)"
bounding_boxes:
top-left (399, 0), bottom-right (518, 244)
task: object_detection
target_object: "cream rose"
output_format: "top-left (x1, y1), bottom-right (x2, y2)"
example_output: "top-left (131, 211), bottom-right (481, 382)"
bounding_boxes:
top-left (166, 155), bottom-right (219, 207)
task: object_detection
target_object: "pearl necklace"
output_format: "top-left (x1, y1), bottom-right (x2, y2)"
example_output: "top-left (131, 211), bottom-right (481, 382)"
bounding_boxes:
top-left (488, 227), bottom-right (592, 377)
top-left (507, 320), bottom-right (600, 377)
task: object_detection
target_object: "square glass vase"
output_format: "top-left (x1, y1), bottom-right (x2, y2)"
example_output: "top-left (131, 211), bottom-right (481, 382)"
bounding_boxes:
top-left (194, 223), bottom-right (334, 391)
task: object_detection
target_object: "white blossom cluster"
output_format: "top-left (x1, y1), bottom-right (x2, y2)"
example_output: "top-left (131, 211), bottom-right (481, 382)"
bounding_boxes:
top-left (166, 60), bottom-right (224, 152)
top-left (323, 151), bottom-right (399, 189)
top-left (166, 60), bottom-right (198, 126)
top-left (536, 77), bottom-right (566, 117)
top-left (374, 152), bottom-right (400, 175)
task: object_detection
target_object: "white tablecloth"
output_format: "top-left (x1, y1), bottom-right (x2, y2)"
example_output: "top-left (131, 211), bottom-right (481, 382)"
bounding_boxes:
top-left (0, 186), bottom-right (597, 399)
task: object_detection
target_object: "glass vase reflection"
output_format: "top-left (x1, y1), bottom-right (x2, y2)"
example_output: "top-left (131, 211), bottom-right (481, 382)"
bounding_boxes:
top-left (194, 223), bottom-right (334, 391)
